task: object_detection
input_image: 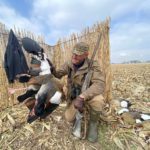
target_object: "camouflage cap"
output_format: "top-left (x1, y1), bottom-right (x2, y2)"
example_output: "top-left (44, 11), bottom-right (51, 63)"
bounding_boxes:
top-left (73, 42), bottom-right (89, 55)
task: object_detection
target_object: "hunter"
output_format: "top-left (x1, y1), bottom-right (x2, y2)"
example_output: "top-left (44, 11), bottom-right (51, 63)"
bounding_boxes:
top-left (53, 42), bottom-right (105, 142)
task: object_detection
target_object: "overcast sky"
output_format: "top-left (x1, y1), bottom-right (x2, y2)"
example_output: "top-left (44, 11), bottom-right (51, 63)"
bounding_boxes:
top-left (0, 0), bottom-right (150, 63)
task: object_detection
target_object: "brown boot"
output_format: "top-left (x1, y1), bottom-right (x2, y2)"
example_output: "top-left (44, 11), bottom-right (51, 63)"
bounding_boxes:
top-left (87, 109), bottom-right (100, 143)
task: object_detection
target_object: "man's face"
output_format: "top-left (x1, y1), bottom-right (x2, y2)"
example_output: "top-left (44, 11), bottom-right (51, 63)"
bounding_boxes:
top-left (72, 52), bottom-right (88, 65)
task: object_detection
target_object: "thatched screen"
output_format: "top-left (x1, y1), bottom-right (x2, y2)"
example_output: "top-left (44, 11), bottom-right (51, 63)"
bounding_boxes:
top-left (0, 18), bottom-right (111, 110)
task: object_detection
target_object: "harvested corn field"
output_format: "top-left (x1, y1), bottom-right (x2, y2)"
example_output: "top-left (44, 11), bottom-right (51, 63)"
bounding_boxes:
top-left (0, 63), bottom-right (150, 150)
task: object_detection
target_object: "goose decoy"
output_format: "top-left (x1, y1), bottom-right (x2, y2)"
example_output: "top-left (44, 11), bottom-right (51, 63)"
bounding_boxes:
top-left (121, 111), bottom-right (141, 125)
top-left (117, 108), bottom-right (129, 115)
top-left (140, 113), bottom-right (150, 121)
top-left (134, 112), bottom-right (150, 123)
top-left (120, 99), bottom-right (132, 108)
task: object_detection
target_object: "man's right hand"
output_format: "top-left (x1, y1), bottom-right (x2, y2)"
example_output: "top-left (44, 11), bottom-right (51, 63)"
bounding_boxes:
top-left (73, 96), bottom-right (84, 112)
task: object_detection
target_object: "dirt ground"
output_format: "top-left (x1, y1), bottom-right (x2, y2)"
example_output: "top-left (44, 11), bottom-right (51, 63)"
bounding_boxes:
top-left (0, 63), bottom-right (150, 150)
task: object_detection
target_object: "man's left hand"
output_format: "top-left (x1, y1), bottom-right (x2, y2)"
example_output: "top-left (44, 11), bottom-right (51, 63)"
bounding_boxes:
top-left (73, 96), bottom-right (84, 112)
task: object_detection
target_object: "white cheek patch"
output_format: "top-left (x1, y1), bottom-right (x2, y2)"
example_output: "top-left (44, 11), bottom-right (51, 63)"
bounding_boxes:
top-left (120, 101), bottom-right (128, 108)
top-left (50, 91), bottom-right (62, 104)
top-left (40, 60), bottom-right (51, 75)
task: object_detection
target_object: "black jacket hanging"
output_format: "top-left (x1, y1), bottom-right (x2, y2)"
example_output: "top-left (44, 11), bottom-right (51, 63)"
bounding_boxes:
top-left (4, 29), bottom-right (29, 83)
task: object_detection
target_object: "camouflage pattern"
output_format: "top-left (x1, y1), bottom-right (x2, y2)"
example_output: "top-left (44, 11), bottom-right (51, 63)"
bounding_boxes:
top-left (55, 58), bottom-right (105, 101)
top-left (72, 42), bottom-right (89, 55)
top-left (55, 57), bottom-right (105, 141)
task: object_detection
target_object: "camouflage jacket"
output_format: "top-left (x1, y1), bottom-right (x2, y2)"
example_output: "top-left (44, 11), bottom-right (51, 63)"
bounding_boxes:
top-left (54, 58), bottom-right (105, 101)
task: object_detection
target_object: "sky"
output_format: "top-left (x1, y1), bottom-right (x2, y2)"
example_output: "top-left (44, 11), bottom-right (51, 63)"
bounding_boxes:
top-left (0, 0), bottom-right (150, 63)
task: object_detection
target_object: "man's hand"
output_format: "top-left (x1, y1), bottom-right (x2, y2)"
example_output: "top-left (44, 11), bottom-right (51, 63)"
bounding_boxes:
top-left (73, 96), bottom-right (84, 112)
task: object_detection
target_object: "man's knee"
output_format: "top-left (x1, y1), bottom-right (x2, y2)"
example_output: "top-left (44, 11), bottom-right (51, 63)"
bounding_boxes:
top-left (88, 95), bottom-right (105, 112)
top-left (65, 103), bottom-right (77, 122)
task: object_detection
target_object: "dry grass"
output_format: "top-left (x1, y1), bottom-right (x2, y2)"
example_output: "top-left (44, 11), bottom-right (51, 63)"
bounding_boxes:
top-left (0, 104), bottom-right (101, 150)
top-left (0, 63), bottom-right (150, 150)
